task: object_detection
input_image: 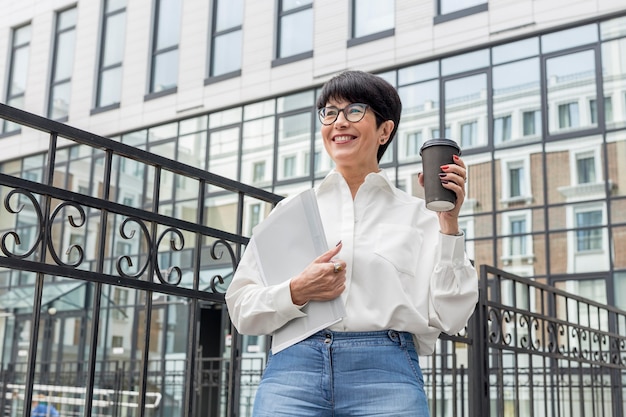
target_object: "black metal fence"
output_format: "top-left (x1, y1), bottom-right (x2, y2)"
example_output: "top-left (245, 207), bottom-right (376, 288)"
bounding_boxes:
top-left (469, 265), bottom-right (626, 417)
top-left (0, 103), bottom-right (281, 417)
top-left (1, 104), bottom-right (625, 416)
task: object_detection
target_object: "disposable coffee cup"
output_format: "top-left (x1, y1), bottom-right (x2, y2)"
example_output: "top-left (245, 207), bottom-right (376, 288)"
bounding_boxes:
top-left (419, 138), bottom-right (461, 212)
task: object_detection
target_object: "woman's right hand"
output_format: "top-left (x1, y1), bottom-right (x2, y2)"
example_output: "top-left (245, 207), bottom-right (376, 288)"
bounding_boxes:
top-left (289, 242), bottom-right (346, 306)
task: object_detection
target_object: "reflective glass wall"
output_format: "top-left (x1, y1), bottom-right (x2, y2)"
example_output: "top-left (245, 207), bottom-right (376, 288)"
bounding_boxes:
top-left (2, 11), bottom-right (626, 416)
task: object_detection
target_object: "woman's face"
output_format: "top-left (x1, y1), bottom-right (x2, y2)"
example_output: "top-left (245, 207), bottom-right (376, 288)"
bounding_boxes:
top-left (321, 98), bottom-right (393, 173)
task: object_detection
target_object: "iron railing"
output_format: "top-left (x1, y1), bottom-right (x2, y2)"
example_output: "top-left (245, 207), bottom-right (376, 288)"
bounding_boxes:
top-left (0, 103), bottom-right (282, 417)
top-left (1, 104), bottom-right (625, 416)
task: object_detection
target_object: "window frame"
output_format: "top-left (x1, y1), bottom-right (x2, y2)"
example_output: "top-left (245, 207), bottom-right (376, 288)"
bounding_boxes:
top-left (146, 0), bottom-right (181, 98)
top-left (272, 0), bottom-right (314, 66)
top-left (434, 1), bottom-right (488, 25)
top-left (575, 208), bottom-right (603, 252)
top-left (500, 155), bottom-right (532, 206)
top-left (570, 147), bottom-right (602, 186)
top-left (93, 0), bottom-right (126, 113)
top-left (207, 0), bottom-right (243, 82)
top-left (500, 209), bottom-right (534, 266)
top-left (2, 23), bottom-right (31, 135)
top-left (348, 0), bottom-right (395, 47)
top-left (47, 6), bottom-right (78, 121)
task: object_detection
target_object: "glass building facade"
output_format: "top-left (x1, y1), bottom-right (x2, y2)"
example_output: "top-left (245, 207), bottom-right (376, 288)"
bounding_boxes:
top-left (1, 2), bottom-right (626, 416)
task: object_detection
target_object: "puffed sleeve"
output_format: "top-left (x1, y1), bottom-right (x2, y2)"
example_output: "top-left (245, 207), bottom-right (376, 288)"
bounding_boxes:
top-left (427, 232), bottom-right (479, 335)
top-left (225, 239), bottom-right (307, 335)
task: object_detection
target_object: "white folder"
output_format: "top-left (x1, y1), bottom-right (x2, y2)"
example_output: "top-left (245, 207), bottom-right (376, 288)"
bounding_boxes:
top-left (252, 188), bottom-right (346, 353)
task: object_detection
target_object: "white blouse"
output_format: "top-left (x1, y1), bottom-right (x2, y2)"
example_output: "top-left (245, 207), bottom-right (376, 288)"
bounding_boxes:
top-left (226, 169), bottom-right (479, 355)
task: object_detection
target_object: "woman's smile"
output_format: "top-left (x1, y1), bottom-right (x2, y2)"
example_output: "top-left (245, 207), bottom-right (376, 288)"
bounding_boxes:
top-left (332, 134), bottom-right (357, 143)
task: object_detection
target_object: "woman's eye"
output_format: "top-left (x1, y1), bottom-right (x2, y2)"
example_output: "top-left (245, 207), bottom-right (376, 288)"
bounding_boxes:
top-left (348, 106), bottom-right (364, 114)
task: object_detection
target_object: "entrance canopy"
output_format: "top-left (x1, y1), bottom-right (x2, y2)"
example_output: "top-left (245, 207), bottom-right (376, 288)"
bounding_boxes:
top-left (0, 281), bottom-right (85, 311)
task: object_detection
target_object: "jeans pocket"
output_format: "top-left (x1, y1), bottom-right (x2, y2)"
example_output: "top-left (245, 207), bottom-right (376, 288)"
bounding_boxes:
top-left (403, 344), bottom-right (425, 387)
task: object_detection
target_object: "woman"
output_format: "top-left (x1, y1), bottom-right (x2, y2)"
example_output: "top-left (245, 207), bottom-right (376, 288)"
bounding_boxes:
top-left (226, 70), bottom-right (478, 416)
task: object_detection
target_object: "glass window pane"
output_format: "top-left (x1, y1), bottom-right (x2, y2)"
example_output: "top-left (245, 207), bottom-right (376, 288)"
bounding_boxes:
top-left (208, 127), bottom-right (240, 189)
top-left (215, 0), bottom-right (243, 31)
top-left (155, 0), bottom-right (181, 49)
top-left (546, 50), bottom-right (597, 135)
top-left (354, 0), bottom-right (394, 38)
top-left (106, 0), bottom-right (127, 13)
top-left (600, 15), bottom-right (626, 40)
top-left (58, 8), bottom-right (77, 30)
top-left (178, 132), bottom-right (207, 169)
top-left (10, 46), bottom-right (29, 95)
top-left (3, 95), bottom-right (24, 132)
top-left (209, 107), bottom-right (242, 128)
top-left (122, 130), bottom-right (147, 147)
top-left (244, 99), bottom-right (275, 120)
top-left (442, 49), bottom-right (489, 75)
top-left (444, 73), bottom-right (487, 149)
top-left (492, 38), bottom-right (539, 65)
top-left (242, 117), bottom-right (275, 185)
top-left (103, 12), bottom-right (126, 66)
top-left (212, 31), bottom-right (242, 76)
top-left (179, 115), bottom-right (207, 135)
top-left (397, 80), bottom-right (439, 162)
top-left (439, 0), bottom-right (486, 15)
top-left (98, 67), bottom-right (122, 107)
top-left (283, 0), bottom-right (312, 11)
top-left (493, 58), bottom-right (541, 145)
top-left (54, 30), bottom-right (77, 81)
top-left (14, 24), bottom-right (31, 45)
top-left (602, 38), bottom-right (626, 129)
top-left (152, 49), bottom-right (178, 92)
top-left (148, 123), bottom-right (177, 142)
top-left (541, 24), bottom-right (598, 53)
top-left (277, 112), bottom-right (312, 180)
top-left (614, 273), bottom-right (626, 310)
top-left (49, 82), bottom-right (71, 119)
top-left (279, 9), bottom-right (313, 57)
top-left (277, 91), bottom-right (314, 112)
top-left (398, 61), bottom-right (438, 85)
top-left (576, 156), bottom-right (596, 184)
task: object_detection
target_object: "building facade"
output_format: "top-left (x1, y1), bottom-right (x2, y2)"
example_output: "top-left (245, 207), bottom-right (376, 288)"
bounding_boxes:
top-left (1, 0), bottom-right (626, 416)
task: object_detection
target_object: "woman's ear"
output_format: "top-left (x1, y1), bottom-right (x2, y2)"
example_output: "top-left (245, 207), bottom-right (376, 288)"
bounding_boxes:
top-left (380, 120), bottom-right (394, 143)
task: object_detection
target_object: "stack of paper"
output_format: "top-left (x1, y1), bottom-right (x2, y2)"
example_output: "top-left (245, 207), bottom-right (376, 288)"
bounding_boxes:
top-left (252, 188), bottom-right (346, 353)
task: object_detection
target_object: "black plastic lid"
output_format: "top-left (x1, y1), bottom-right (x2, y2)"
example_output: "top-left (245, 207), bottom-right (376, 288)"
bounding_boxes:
top-left (419, 138), bottom-right (461, 156)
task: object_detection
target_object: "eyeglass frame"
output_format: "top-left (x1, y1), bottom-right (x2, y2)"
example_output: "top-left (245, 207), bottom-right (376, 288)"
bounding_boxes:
top-left (317, 102), bottom-right (383, 126)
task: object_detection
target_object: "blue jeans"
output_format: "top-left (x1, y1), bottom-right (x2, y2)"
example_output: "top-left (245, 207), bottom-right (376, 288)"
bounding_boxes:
top-left (252, 329), bottom-right (430, 416)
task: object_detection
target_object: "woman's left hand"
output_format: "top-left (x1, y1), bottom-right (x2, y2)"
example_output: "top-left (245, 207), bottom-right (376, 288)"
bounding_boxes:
top-left (418, 154), bottom-right (467, 235)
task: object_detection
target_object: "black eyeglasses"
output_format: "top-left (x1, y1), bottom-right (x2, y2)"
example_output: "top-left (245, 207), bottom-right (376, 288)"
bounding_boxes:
top-left (318, 103), bottom-right (375, 125)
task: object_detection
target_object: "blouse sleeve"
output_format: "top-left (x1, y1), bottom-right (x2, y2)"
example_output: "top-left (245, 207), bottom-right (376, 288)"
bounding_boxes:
top-left (225, 239), bottom-right (307, 335)
top-left (427, 232), bottom-right (479, 335)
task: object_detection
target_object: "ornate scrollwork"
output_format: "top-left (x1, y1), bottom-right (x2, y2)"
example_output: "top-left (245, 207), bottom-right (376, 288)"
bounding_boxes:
top-left (1, 189), bottom-right (43, 258)
top-left (502, 310), bottom-right (514, 346)
top-left (1, 190), bottom-right (89, 268)
top-left (115, 219), bottom-right (190, 288)
top-left (610, 337), bottom-right (626, 366)
top-left (487, 307), bottom-right (502, 343)
top-left (208, 239), bottom-right (237, 294)
top-left (519, 314), bottom-right (540, 351)
top-left (116, 217), bottom-right (152, 278)
top-left (154, 227), bottom-right (184, 286)
top-left (47, 201), bottom-right (86, 267)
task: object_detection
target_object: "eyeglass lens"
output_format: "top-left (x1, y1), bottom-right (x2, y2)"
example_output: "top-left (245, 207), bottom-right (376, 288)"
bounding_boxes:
top-left (319, 103), bottom-right (368, 125)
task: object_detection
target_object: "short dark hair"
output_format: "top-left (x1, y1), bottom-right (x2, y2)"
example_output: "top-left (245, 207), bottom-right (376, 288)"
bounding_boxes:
top-left (316, 70), bottom-right (402, 162)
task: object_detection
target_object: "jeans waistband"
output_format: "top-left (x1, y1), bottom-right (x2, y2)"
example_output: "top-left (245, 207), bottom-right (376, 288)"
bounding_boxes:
top-left (302, 329), bottom-right (414, 347)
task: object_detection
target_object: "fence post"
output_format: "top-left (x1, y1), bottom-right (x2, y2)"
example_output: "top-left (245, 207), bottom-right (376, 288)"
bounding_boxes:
top-left (468, 265), bottom-right (490, 417)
